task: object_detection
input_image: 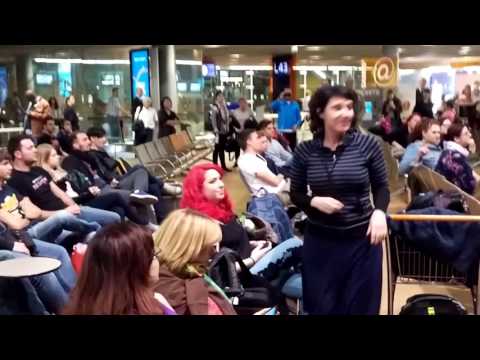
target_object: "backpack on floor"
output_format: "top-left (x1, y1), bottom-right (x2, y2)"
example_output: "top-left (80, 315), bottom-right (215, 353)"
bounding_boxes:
top-left (208, 248), bottom-right (279, 314)
top-left (399, 294), bottom-right (468, 315)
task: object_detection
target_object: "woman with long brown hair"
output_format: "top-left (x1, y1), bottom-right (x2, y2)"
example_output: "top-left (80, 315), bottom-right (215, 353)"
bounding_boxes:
top-left (63, 222), bottom-right (174, 315)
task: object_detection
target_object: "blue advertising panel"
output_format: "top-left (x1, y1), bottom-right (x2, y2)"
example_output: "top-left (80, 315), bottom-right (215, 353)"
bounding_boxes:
top-left (0, 66), bottom-right (7, 107)
top-left (58, 63), bottom-right (72, 97)
top-left (129, 49), bottom-right (150, 99)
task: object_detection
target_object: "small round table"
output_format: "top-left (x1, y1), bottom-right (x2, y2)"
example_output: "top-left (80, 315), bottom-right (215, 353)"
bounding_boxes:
top-left (0, 257), bottom-right (61, 278)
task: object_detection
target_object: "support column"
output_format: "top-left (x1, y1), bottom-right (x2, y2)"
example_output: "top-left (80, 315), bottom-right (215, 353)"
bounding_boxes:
top-left (157, 45), bottom-right (177, 112)
top-left (149, 47), bottom-right (161, 110)
top-left (16, 55), bottom-right (34, 97)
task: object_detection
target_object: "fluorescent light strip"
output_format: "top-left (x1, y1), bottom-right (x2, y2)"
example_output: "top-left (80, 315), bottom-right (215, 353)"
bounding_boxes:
top-left (175, 60), bottom-right (202, 66)
top-left (34, 58), bottom-right (129, 65)
top-left (227, 65), bottom-right (272, 71)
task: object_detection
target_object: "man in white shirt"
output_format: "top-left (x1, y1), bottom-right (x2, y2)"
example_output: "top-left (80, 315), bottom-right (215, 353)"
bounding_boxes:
top-left (257, 119), bottom-right (293, 170)
top-left (106, 87), bottom-right (130, 141)
top-left (237, 128), bottom-right (287, 195)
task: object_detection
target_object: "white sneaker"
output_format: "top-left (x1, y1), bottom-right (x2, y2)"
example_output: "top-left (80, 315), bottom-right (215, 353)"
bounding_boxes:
top-left (130, 190), bottom-right (159, 205)
top-left (163, 183), bottom-right (182, 196)
top-left (85, 231), bottom-right (97, 243)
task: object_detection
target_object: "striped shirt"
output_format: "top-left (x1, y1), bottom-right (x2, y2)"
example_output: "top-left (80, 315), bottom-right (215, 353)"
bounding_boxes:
top-left (290, 129), bottom-right (389, 228)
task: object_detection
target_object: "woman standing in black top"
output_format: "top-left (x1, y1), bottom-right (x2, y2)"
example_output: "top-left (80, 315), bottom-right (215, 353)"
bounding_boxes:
top-left (290, 85), bottom-right (390, 315)
top-left (158, 96), bottom-right (180, 138)
top-left (63, 95), bottom-right (80, 131)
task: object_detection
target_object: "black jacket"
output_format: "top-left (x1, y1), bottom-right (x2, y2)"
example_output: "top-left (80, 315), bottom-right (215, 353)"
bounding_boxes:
top-left (389, 207), bottom-right (480, 275)
top-left (88, 149), bottom-right (119, 184)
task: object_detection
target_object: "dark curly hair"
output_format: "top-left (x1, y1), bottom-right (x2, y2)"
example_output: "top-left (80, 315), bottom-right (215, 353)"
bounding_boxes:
top-left (308, 85), bottom-right (358, 136)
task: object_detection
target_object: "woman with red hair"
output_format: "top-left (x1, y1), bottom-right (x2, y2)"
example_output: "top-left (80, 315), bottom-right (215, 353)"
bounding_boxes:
top-left (180, 163), bottom-right (303, 299)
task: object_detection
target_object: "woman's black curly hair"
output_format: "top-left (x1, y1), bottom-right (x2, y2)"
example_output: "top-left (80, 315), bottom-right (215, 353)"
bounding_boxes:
top-left (308, 85), bottom-right (358, 136)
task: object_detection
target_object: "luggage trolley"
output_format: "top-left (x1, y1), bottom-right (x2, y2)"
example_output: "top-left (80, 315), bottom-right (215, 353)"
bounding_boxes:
top-left (386, 213), bottom-right (480, 315)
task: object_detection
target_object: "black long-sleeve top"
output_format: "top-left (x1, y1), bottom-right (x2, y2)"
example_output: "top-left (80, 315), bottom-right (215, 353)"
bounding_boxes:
top-left (290, 129), bottom-right (390, 228)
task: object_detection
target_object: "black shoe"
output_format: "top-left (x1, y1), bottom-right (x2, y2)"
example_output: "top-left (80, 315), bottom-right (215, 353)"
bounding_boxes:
top-left (234, 162), bottom-right (238, 168)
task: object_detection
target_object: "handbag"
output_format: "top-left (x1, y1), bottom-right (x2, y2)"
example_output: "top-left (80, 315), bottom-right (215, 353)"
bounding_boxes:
top-left (208, 248), bottom-right (280, 314)
top-left (242, 213), bottom-right (279, 244)
top-left (399, 294), bottom-right (467, 315)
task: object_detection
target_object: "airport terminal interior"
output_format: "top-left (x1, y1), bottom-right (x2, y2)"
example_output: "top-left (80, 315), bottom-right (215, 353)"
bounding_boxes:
top-left (1, 45), bottom-right (480, 315)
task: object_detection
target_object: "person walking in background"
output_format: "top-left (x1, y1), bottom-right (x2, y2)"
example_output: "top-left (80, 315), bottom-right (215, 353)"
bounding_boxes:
top-left (271, 88), bottom-right (302, 151)
top-left (29, 95), bottom-right (52, 139)
top-left (134, 97), bottom-right (158, 145)
top-left (63, 95), bottom-right (80, 131)
top-left (48, 97), bottom-right (62, 125)
top-left (210, 91), bottom-right (231, 172)
top-left (231, 97), bottom-right (256, 131)
top-left (106, 87), bottom-right (130, 141)
top-left (131, 87), bottom-right (144, 120)
top-left (158, 96), bottom-right (180, 138)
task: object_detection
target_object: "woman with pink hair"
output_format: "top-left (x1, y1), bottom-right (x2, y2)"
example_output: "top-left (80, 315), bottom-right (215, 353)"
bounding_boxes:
top-left (180, 163), bottom-right (303, 299)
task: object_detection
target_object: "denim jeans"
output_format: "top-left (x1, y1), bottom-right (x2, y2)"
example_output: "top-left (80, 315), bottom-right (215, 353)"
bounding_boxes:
top-left (250, 237), bottom-right (303, 299)
top-left (0, 237), bottom-right (77, 313)
top-left (78, 206), bottom-right (121, 226)
top-left (0, 250), bottom-right (47, 314)
top-left (27, 209), bottom-right (103, 243)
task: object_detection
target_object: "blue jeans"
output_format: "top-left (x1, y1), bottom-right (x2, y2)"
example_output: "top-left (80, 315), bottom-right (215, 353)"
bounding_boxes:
top-left (250, 237), bottom-right (303, 299)
top-left (0, 250), bottom-right (47, 314)
top-left (78, 206), bottom-right (121, 226)
top-left (27, 209), bottom-right (103, 243)
top-left (0, 239), bottom-right (76, 313)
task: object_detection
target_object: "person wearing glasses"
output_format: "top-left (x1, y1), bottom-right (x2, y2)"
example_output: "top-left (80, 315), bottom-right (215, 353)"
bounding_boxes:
top-left (271, 88), bottom-right (302, 151)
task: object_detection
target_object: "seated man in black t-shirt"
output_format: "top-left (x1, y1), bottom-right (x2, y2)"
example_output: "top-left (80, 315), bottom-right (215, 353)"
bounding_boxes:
top-left (6, 135), bottom-right (120, 247)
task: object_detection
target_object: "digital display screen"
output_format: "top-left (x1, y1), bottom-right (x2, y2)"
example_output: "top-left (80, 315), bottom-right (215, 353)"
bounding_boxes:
top-left (130, 49), bottom-right (150, 98)
top-left (58, 63), bottom-right (72, 97)
top-left (35, 73), bottom-right (54, 85)
top-left (190, 82), bottom-right (201, 92)
top-left (272, 55), bottom-right (293, 99)
top-left (0, 66), bottom-right (7, 107)
top-left (365, 101), bottom-right (373, 114)
top-left (202, 63), bottom-right (216, 77)
top-left (177, 82), bottom-right (187, 92)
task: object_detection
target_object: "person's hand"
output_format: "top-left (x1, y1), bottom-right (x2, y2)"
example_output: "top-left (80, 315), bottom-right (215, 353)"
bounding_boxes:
top-left (367, 210), bottom-right (388, 245)
top-left (66, 204), bottom-right (81, 215)
top-left (250, 241), bottom-right (272, 262)
top-left (468, 138), bottom-right (476, 154)
top-left (310, 197), bottom-right (344, 214)
top-left (418, 145), bottom-right (430, 158)
top-left (19, 199), bottom-right (41, 220)
top-left (111, 179), bottom-right (119, 188)
top-left (88, 186), bottom-right (101, 196)
top-left (13, 242), bottom-right (30, 255)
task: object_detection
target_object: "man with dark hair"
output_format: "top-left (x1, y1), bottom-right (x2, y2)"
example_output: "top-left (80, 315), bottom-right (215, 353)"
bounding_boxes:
top-left (86, 127), bottom-right (181, 223)
top-left (37, 118), bottom-right (62, 154)
top-left (6, 135), bottom-right (119, 243)
top-left (0, 149), bottom-right (77, 313)
top-left (57, 119), bottom-right (73, 154)
top-left (257, 119), bottom-right (293, 169)
top-left (237, 129), bottom-right (287, 195)
top-left (63, 131), bottom-right (158, 205)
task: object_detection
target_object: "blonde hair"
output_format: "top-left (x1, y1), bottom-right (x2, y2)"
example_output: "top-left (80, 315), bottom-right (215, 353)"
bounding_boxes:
top-left (153, 208), bottom-right (221, 276)
top-left (36, 143), bottom-right (66, 179)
